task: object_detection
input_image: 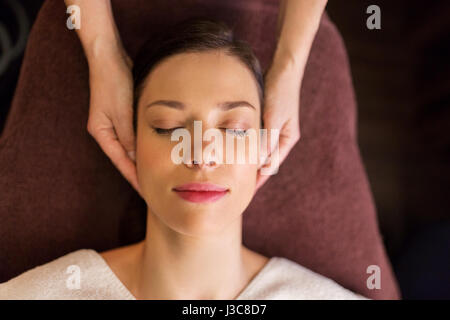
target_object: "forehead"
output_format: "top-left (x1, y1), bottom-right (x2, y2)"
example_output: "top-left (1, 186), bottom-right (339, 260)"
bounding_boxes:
top-left (139, 50), bottom-right (261, 110)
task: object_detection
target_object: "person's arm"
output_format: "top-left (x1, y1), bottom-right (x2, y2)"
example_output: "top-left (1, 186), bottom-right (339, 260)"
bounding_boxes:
top-left (274, 0), bottom-right (328, 75)
top-left (64, 0), bottom-right (129, 65)
top-left (256, 0), bottom-right (328, 190)
top-left (64, 0), bottom-right (140, 195)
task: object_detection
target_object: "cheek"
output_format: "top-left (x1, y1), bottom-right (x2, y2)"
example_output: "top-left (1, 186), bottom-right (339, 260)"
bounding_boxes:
top-left (226, 133), bottom-right (260, 211)
top-left (136, 134), bottom-right (175, 196)
top-left (232, 163), bottom-right (258, 186)
top-left (226, 163), bottom-right (258, 211)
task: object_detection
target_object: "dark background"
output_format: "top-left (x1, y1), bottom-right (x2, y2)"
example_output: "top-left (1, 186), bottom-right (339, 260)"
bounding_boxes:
top-left (326, 0), bottom-right (450, 299)
top-left (1, 0), bottom-right (449, 299)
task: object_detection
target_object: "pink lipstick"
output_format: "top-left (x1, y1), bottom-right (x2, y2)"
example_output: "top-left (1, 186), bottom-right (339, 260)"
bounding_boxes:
top-left (172, 182), bottom-right (229, 203)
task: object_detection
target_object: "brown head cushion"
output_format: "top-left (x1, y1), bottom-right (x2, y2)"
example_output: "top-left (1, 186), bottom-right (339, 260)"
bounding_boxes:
top-left (0, 0), bottom-right (400, 299)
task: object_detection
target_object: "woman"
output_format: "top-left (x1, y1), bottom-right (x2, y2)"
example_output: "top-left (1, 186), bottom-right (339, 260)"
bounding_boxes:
top-left (0, 18), bottom-right (366, 300)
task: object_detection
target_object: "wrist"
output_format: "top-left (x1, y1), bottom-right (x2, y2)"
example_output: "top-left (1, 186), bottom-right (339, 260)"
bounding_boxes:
top-left (86, 35), bottom-right (114, 58)
top-left (85, 35), bottom-right (126, 66)
top-left (68, 0), bottom-right (122, 62)
top-left (272, 44), bottom-right (306, 78)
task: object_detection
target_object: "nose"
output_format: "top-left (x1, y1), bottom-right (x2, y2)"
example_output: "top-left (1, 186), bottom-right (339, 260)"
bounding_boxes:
top-left (184, 137), bottom-right (219, 169)
top-left (182, 121), bottom-right (221, 170)
top-left (185, 157), bottom-right (218, 169)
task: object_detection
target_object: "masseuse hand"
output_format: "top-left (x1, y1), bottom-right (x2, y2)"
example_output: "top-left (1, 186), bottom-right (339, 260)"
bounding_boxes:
top-left (64, 0), bottom-right (141, 194)
top-left (254, 0), bottom-right (327, 192)
top-left (255, 51), bottom-right (303, 192)
top-left (86, 41), bottom-right (141, 195)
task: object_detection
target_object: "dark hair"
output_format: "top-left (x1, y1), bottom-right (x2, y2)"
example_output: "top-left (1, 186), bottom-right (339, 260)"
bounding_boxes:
top-left (132, 17), bottom-right (264, 133)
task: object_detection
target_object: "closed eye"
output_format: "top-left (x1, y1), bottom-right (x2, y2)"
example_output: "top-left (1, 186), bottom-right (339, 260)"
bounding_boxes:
top-left (223, 128), bottom-right (249, 138)
top-left (153, 127), bottom-right (184, 135)
top-left (153, 127), bottom-right (249, 137)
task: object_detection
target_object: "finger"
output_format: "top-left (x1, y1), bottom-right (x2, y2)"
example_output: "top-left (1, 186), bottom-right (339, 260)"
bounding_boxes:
top-left (255, 138), bottom-right (280, 191)
top-left (255, 121), bottom-right (300, 192)
top-left (277, 126), bottom-right (300, 168)
top-left (255, 125), bottom-right (279, 192)
top-left (260, 113), bottom-right (283, 168)
top-left (254, 134), bottom-right (296, 193)
top-left (266, 118), bottom-right (300, 163)
top-left (255, 171), bottom-right (270, 192)
top-left (90, 125), bottom-right (141, 194)
top-left (112, 109), bottom-right (136, 161)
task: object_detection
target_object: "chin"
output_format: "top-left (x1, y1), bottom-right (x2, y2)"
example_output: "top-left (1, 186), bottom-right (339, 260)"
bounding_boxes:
top-left (162, 205), bottom-right (239, 237)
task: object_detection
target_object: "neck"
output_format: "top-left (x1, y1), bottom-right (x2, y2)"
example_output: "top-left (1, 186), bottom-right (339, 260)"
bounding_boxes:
top-left (132, 210), bottom-right (251, 299)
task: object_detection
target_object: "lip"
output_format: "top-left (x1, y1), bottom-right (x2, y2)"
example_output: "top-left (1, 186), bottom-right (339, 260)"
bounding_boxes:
top-left (172, 182), bottom-right (229, 203)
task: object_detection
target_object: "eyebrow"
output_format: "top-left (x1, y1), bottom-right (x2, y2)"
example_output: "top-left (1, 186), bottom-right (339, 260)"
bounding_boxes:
top-left (144, 100), bottom-right (256, 111)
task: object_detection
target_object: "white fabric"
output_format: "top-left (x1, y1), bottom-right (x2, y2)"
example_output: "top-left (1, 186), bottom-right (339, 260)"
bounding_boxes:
top-left (0, 249), bottom-right (368, 300)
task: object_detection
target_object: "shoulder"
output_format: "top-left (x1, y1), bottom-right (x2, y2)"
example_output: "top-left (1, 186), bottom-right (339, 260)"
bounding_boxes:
top-left (0, 249), bottom-right (128, 300)
top-left (239, 257), bottom-right (369, 300)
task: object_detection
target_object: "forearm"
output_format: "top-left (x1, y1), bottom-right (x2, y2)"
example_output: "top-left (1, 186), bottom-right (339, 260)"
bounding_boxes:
top-left (64, 0), bottom-right (123, 63)
top-left (274, 0), bottom-right (328, 75)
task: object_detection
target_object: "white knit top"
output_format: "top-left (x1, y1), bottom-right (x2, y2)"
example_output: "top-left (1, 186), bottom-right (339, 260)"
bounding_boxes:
top-left (0, 249), bottom-right (368, 300)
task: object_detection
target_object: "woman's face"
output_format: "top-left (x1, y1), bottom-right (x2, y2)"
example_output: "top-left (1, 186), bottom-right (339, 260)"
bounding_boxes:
top-left (135, 50), bottom-right (261, 237)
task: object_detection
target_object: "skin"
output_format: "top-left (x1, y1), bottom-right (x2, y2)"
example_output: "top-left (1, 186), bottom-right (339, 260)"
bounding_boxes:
top-left (100, 50), bottom-right (270, 300)
top-left (64, 0), bottom-right (328, 194)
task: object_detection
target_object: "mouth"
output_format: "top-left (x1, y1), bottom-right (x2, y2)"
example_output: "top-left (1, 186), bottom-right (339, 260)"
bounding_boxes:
top-left (172, 182), bottom-right (229, 203)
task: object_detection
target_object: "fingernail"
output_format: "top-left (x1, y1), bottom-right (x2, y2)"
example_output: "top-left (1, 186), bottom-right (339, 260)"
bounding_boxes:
top-left (128, 151), bottom-right (136, 161)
